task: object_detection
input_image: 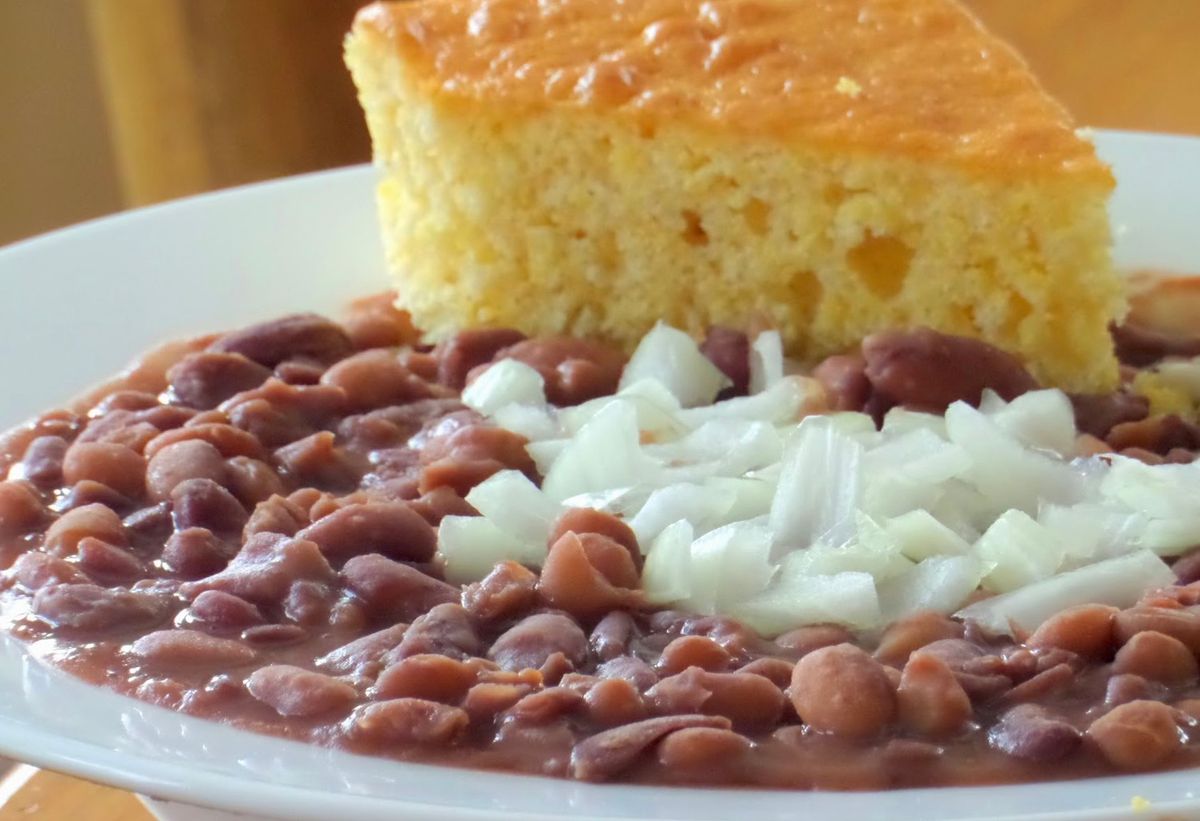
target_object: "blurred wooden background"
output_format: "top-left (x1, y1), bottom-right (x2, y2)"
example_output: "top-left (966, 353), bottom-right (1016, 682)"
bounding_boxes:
top-left (1, 1), bottom-right (1200, 246)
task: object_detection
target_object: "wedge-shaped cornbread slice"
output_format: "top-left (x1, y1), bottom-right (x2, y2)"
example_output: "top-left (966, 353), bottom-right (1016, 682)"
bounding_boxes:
top-left (346, 0), bottom-right (1123, 391)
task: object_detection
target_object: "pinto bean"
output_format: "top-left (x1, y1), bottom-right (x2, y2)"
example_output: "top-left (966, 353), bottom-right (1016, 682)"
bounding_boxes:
top-left (274, 431), bottom-right (360, 491)
top-left (461, 560), bottom-right (538, 623)
top-left (596, 656), bottom-right (659, 692)
top-left (1104, 673), bottom-right (1162, 707)
top-left (61, 442), bottom-right (145, 499)
top-left (589, 611), bottom-right (636, 662)
top-left (569, 714), bottom-right (731, 781)
top-left (210, 313), bottom-right (352, 367)
top-left (10, 552), bottom-right (85, 590)
top-left (245, 665), bottom-right (357, 717)
top-left (144, 423), bottom-right (266, 462)
top-left (897, 652), bottom-right (972, 737)
top-left (873, 611), bottom-right (964, 666)
top-left (1108, 414), bottom-right (1200, 455)
top-left (1114, 606), bottom-right (1200, 654)
top-left (988, 704), bottom-right (1081, 762)
top-left (737, 657), bottom-right (795, 688)
top-left (43, 503), bottom-right (126, 556)
top-left (21, 435), bottom-right (68, 487)
top-left (390, 604), bottom-right (483, 662)
top-left (1113, 630), bottom-right (1199, 686)
top-left (320, 349), bottom-right (434, 412)
top-left (436, 329), bottom-right (528, 389)
top-left (698, 670), bottom-right (785, 730)
top-left (223, 457), bottom-right (284, 507)
top-left (345, 698), bottom-right (469, 746)
top-left (1027, 604), bottom-right (1118, 661)
top-left (489, 613), bottom-right (589, 673)
top-left (584, 677), bottom-right (646, 727)
top-left (547, 508), bottom-right (640, 568)
top-left (506, 687), bottom-right (587, 724)
top-left (789, 644), bottom-right (896, 739)
top-left (129, 628), bottom-right (257, 668)
top-left (162, 527), bottom-right (229, 579)
top-left (462, 682), bottom-right (534, 724)
top-left (183, 590), bottom-right (264, 633)
top-left (1070, 391), bottom-right (1149, 439)
top-left (1004, 663), bottom-right (1074, 703)
top-left (167, 352), bottom-right (272, 410)
top-left (32, 583), bottom-right (166, 631)
top-left (862, 328), bottom-right (1038, 412)
top-left (493, 337), bottom-right (625, 406)
top-left (171, 478), bottom-right (248, 534)
top-left (179, 532), bottom-right (334, 607)
top-left (297, 501), bottom-right (435, 563)
top-left (316, 623), bottom-right (409, 677)
top-left (75, 537), bottom-right (143, 581)
top-left (657, 726), bottom-right (752, 772)
top-left (407, 486), bottom-right (475, 525)
top-left (537, 532), bottom-right (642, 622)
top-left (145, 440), bottom-right (228, 501)
top-left (657, 636), bottom-right (732, 675)
top-left (813, 353), bottom-right (871, 412)
top-left (341, 554), bottom-right (458, 621)
top-left (76, 410), bottom-right (159, 453)
top-left (374, 655), bottom-right (477, 703)
top-left (774, 623), bottom-right (856, 657)
top-left (342, 292), bottom-right (419, 350)
top-left (243, 495), bottom-right (308, 539)
top-left (0, 481), bottom-right (47, 538)
top-left (57, 480), bottom-right (130, 513)
top-left (1087, 700), bottom-right (1184, 771)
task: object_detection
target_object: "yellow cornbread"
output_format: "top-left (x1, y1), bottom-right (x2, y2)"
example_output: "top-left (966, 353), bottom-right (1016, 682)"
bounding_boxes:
top-left (346, 0), bottom-right (1123, 391)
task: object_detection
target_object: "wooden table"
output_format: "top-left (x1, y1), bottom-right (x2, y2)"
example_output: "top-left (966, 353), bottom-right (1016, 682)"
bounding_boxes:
top-left (8, 2), bottom-right (1200, 818)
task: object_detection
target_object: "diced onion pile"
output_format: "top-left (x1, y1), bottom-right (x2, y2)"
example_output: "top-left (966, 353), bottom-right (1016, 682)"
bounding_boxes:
top-left (444, 323), bottom-right (1198, 636)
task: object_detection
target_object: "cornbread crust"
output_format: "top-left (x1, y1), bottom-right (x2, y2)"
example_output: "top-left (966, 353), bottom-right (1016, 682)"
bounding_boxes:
top-left (347, 0), bottom-right (1123, 391)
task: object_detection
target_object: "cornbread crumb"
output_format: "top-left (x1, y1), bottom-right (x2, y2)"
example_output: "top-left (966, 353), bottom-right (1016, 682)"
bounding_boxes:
top-left (835, 76), bottom-right (864, 99)
top-left (347, 0), bottom-right (1123, 392)
top-left (1130, 795), bottom-right (1152, 811)
top-left (1133, 372), bottom-right (1196, 418)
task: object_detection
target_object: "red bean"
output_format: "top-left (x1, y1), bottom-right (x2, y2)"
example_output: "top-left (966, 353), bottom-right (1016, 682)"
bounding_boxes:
top-left (274, 431), bottom-right (360, 490)
top-left (789, 644), bottom-right (896, 738)
top-left (11, 553), bottom-right (85, 589)
top-left (436, 329), bottom-right (527, 389)
top-left (32, 584), bottom-right (165, 632)
top-left (224, 457), bottom-right (284, 507)
top-left (548, 507), bottom-right (641, 566)
top-left (0, 481), bottom-right (46, 538)
top-left (298, 501), bottom-right (435, 563)
top-left (1027, 604), bottom-right (1118, 661)
top-left (492, 337), bottom-right (625, 406)
top-left (988, 704), bottom-right (1081, 762)
top-left (75, 537), bottom-right (143, 581)
top-left (489, 613), bottom-right (588, 672)
top-left (1113, 630), bottom-right (1199, 685)
top-left (897, 652), bottom-right (971, 737)
top-left (345, 698), bottom-right (469, 746)
top-left (167, 352), bottom-right (272, 410)
top-left (656, 726), bottom-right (752, 771)
top-left (538, 532), bottom-right (643, 622)
top-left (585, 677), bottom-right (646, 727)
top-left (171, 478), bottom-right (248, 534)
top-left (43, 503), bottom-right (127, 556)
top-left (462, 682), bottom-right (533, 724)
top-left (699, 326), bottom-right (750, 397)
top-left (341, 292), bottom-right (419, 350)
top-left (569, 714), bottom-right (730, 781)
top-left (1114, 606), bottom-right (1200, 654)
top-left (184, 590), bottom-right (264, 633)
top-left (179, 532), bottom-right (334, 607)
top-left (246, 664), bottom-right (357, 717)
top-left (145, 440), bottom-right (227, 502)
top-left (21, 435), bottom-right (68, 487)
top-left (874, 611), bottom-right (964, 666)
top-left (813, 353), bottom-right (871, 412)
top-left (62, 442), bottom-right (146, 499)
top-left (658, 636), bottom-right (731, 675)
top-left (390, 604), bottom-right (483, 662)
top-left (374, 655), bottom-right (477, 703)
top-left (129, 628), bottom-right (257, 668)
top-left (316, 623), bottom-right (409, 677)
top-left (162, 527), bottom-right (229, 579)
top-left (321, 349), bottom-right (434, 412)
top-left (461, 560), bottom-right (538, 623)
top-left (775, 623), bottom-right (855, 657)
top-left (210, 314), bottom-right (352, 367)
top-left (1087, 700), bottom-right (1184, 771)
top-left (341, 554), bottom-right (458, 621)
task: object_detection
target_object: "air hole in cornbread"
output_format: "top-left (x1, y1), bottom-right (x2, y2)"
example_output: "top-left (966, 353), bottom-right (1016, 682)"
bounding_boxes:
top-left (681, 210), bottom-right (710, 246)
top-left (847, 233), bottom-right (914, 299)
top-left (739, 197), bottom-right (772, 236)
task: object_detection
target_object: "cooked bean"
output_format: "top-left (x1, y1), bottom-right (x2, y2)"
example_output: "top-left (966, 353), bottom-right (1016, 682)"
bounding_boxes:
top-left (1114, 606), bottom-right (1200, 654)
top-left (245, 664), bottom-right (357, 717)
top-left (75, 537), bottom-right (143, 581)
top-left (1026, 604), bottom-right (1119, 661)
top-left (489, 613), bottom-right (588, 672)
top-left (167, 352), bottom-right (272, 410)
top-left (43, 503), bottom-right (126, 556)
top-left (538, 532), bottom-right (642, 621)
top-left (1070, 391), bottom-right (1149, 439)
top-left (1108, 414), bottom-right (1200, 455)
top-left (897, 652), bottom-right (972, 737)
top-left (390, 603), bottom-right (483, 662)
top-left (585, 677), bottom-right (646, 727)
top-left (224, 457), bottom-right (284, 507)
top-left (547, 507), bottom-right (641, 569)
top-left (341, 554), bottom-right (458, 621)
top-left (656, 726), bottom-right (752, 771)
top-left (58, 480), bottom-right (131, 513)
top-left (699, 326), bottom-right (750, 397)
top-left (171, 478), bottom-right (248, 534)
top-left (241, 624), bottom-right (308, 647)
top-left (321, 349), bottom-right (434, 411)
top-left (21, 435), bottom-right (68, 487)
top-left (658, 635), bottom-right (731, 675)
top-left (342, 292), bottom-right (419, 350)
top-left (183, 590), bottom-right (264, 633)
top-left (316, 623), bottom-right (409, 677)
top-left (61, 442), bottom-right (145, 499)
top-left (1104, 673), bottom-right (1161, 707)
top-left (1113, 630), bottom-right (1199, 685)
top-left (873, 611), bottom-right (964, 666)
top-left (988, 704), bottom-right (1081, 762)
top-left (507, 687), bottom-right (587, 724)
top-left (789, 644), bottom-right (896, 738)
top-left (461, 560), bottom-right (538, 622)
top-left (570, 714), bottom-right (730, 781)
top-left (813, 353), bottom-right (871, 412)
top-left (737, 657), bottom-right (795, 688)
top-left (590, 611), bottom-right (636, 662)
top-left (274, 431), bottom-right (360, 491)
top-left (407, 486), bottom-right (475, 525)
top-left (1004, 663), bottom-right (1074, 703)
top-left (775, 623), bottom-right (855, 657)
top-left (462, 682), bottom-right (533, 724)
top-left (243, 495), bottom-right (308, 539)
top-left (129, 628), bottom-right (257, 668)
top-left (76, 410), bottom-right (159, 453)
top-left (32, 583), bottom-right (165, 631)
top-left (145, 440), bottom-right (227, 502)
top-left (1087, 700), bottom-right (1184, 771)
top-left (437, 328), bottom-right (527, 389)
top-left (297, 501), bottom-right (435, 563)
top-left (0, 481), bottom-right (46, 538)
top-left (862, 328), bottom-right (1038, 412)
top-left (123, 501), bottom-right (171, 540)
top-left (374, 655), bottom-right (477, 703)
top-left (11, 552), bottom-right (85, 590)
top-left (144, 423), bottom-right (266, 462)
top-left (162, 527), bottom-right (229, 579)
top-left (345, 698), bottom-right (469, 746)
top-left (493, 337), bottom-right (625, 406)
top-left (179, 533), bottom-right (334, 607)
top-left (210, 313), bottom-right (352, 367)
top-left (596, 656), bottom-right (659, 692)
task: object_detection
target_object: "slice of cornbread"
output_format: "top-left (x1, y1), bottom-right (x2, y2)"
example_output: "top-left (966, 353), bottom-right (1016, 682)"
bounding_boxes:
top-left (346, 0), bottom-right (1123, 391)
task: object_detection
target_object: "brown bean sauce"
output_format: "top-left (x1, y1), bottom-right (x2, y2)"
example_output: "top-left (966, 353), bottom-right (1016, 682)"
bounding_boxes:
top-left (1, 291), bottom-right (1199, 789)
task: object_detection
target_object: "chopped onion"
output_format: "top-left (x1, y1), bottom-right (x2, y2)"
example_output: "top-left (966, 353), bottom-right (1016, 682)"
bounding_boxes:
top-left (678, 376), bottom-right (811, 427)
top-left (779, 514), bottom-right (913, 583)
top-left (704, 476), bottom-right (776, 524)
top-left (749, 330), bottom-right (784, 394)
top-left (560, 380), bottom-right (685, 439)
top-left (733, 572), bottom-right (882, 634)
top-left (1101, 457), bottom-right (1200, 520)
top-left (956, 550), bottom-right (1174, 635)
top-left (881, 407), bottom-right (947, 438)
top-left (461, 359), bottom-right (545, 414)
top-left (885, 509), bottom-right (972, 561)
top-left (491, 403), bottom-right (559, 442)
top-left (988, 389), bottom-right (1077, 455)
top-left (684, 518), bottom-right (775, 614)
top-left (974, 510), bottom-right (1064, 593)
top-left (465, 470), bottom-right (560, 546)
top-left (619, 322), bottom-right (729, 408)
top-left (438, 515), bottom-right (539, 583)
top-left (769, 416), bottom-right (863, 551)
top-left (560, 486), bottom-right (652, 517)
top-left (641, 519), bottom-right (694, 605)
top-left (878, 555), bottom-right (990, 623)
top-left (628, 482), bottom-right (736, 545)
top-left (541, 401), bottom-right (661, 502)
top-left (525, 438), bottom-right (568, 475)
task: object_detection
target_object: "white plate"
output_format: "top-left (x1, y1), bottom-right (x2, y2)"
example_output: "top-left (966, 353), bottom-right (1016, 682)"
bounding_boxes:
top-left (0, 132), bottom-right (1199, 821)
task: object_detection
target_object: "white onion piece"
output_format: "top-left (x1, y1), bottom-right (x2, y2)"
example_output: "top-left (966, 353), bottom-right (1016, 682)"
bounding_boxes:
top-left (465, 470), bottom-right (560, 546)
top-left (678, 376), bottom-right (811, 427)
top-left (881, 407), bottom-right (947, 438)
top-left (989, 389), bottom-right (1077, 455)
top-left (878, 555), bottom-right (990, 623)
top-left (541, 401), bottom-right (661, 502)
top-left (629, 482), bottom-right (736, 545)
top-left (1038, 503), bottom-right (1144, 562)
top-left (1153, 357), bottom-right (1200, 400)
top-left (1139, 516), bottom-right (1200, 556)
top-left (619, 323), bottom-right (729, 408)
top-left (974, 510), bottom-right (1064, 593)
top-left (780, 515), bottom-right (913, 582)
top-left (733, 572), bottom-right (882, 634)
top-left (749, 330), bottom-right (784, 394)
top-left (439, 515), bottom-right (539, 583)
top-left (560, 486), bottom-right (652, 517)
top-left (461, 359), bottom-right (545, 415)
top-left (977, 389), bottom-right (1008, 415)
top-left (525, 439), bottom-right (568, 475)
top-left (684, 518), bottom-right (775, 614)
top-left (560, 380), bottom-right (685, 439)
top-left (1101, 458), bottom-right (1200, 520)
top-left (769, 416), bottom-right (863, 551)
top-left (491, 403), bottom-right (559, 442)
top-left (885, 509), bottom-right (972, 561)
top-left (865, 428), bottom-right (970, 485)
top-left (956, 550), bottom-right (1174, 636)
top-left (705, 476), bottom-right (776, 524)
top-left (642, 520), bottom-right (694, 605)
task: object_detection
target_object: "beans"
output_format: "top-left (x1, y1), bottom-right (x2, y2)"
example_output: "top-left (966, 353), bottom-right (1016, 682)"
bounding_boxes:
top-left (171, 478), bottom-right (248, 534)
top-left (699, 327), bottom-right (750, 397)
top-left (463, 682), bottom-right (533, 724)
top-left (1108, 414), bottom-right (1200, 455)
top-left (789, 644), bottom-right (896, 739)
top-left (737, 657), bottom-right (794, 688)
top-left (75, 537), bottom-right (143, 581)
top-left (548, 508), bottom-right (640, 569)
top-left (1087, 700), bottom-right (1184, 772)
top-left (489, 613), bottom-right (588, 672)
top-left (76, 411), bottom-right (159, 453)
top-left (461, 560), bottom-right (538, 623)
top-left (21, 435), bottom-right (68, 487)
top-left (1069, 391), bottom-right (1149, 439)
top-left (1114, 606), bottom-right (1200, 654)
top-left (813, 353), bottom-right (871, 412)
top-left (167, 352), bottom-right (272, 410)
top-left (210, 313), bottom-right (352, 367)
top-left (245, 665), bottom-right (357, 717)
top-left (1113, 630), bottom-right (1199, 685)
top-left (129, 629), bottom-right (257, 669)
top-left (570, 714), bottom-right (731, 781)
top-left (585, 678), bottom-right (646, 727)
top-left (695, 670), bottom-right (785, 730)
top-left (0, 481), bottom-right (46, 538)
top-left (224, 457), bottom-right (284, 507)
top-left (391, 604), bottom-right (483, 662)
top-left (43, 503), bottom-right (126, 556)
top-left (316, 623), bottom-right (409, 677)
top-left (321, 350), bottom-right (433, 411)
top-left (656, 726), bottom-right (752, 771)
top-left (507, 687), bottom-right (587, 724)
top-left (184, 590), bottom-right (264, 633)
top-left (436, 328), bottom-right (527, 389)
top-left (11, 553), bottom-right (85, 590)
top-left (897, 652), bottom-right (972, 737)
top-left (589, 611), bottom-right (635, 662)
top-left (297, 501), bottom-right (435, 563)
top-left (374, 655), bottom-right (477, 703)
top-left (1004, 663), bottom-right (1074, 703)
top-left (494, 337), bottom-right (625, 406)
top-left (244, 495), bottom-right (308, 539)
top-left (1027, 604), bottom-right (1119, 660)
top-left (657, 636), bottom-right (731, 674)
top-left (862, 328), bottom-right (1038, 412)
top-left (61, 442), bottom-right (145, 499)
top-left (341, 554), bottom-right (458, 621)
top-left (146, 440), bottom-right (227, 502)
top-left (345, 698), bottom-right (469, 746)
top-left (32, 584), bottom-right (166, 631)
top-left (407, 486), bottom-right (475, 525)
top-left (988, 705), bottom-right (1081, 762)
top-left (873, 611), bottom-right (964, 666)
top-left (596, 656), bottom-right (659, 692)
top-left (341, 292), bottom-right (419, 350)
top-left (162, 527), bottom-right (229, 579)
top-left (145, 423), bottom-right (266, 462)
top-left (537, 532), bottom-right (642, 622)
top-left (274, 431), bottom-right (360, 491)
top-left (180, 533), bottom-right (334, 607)
top-left (775, 623), bottom-right (855, 657)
